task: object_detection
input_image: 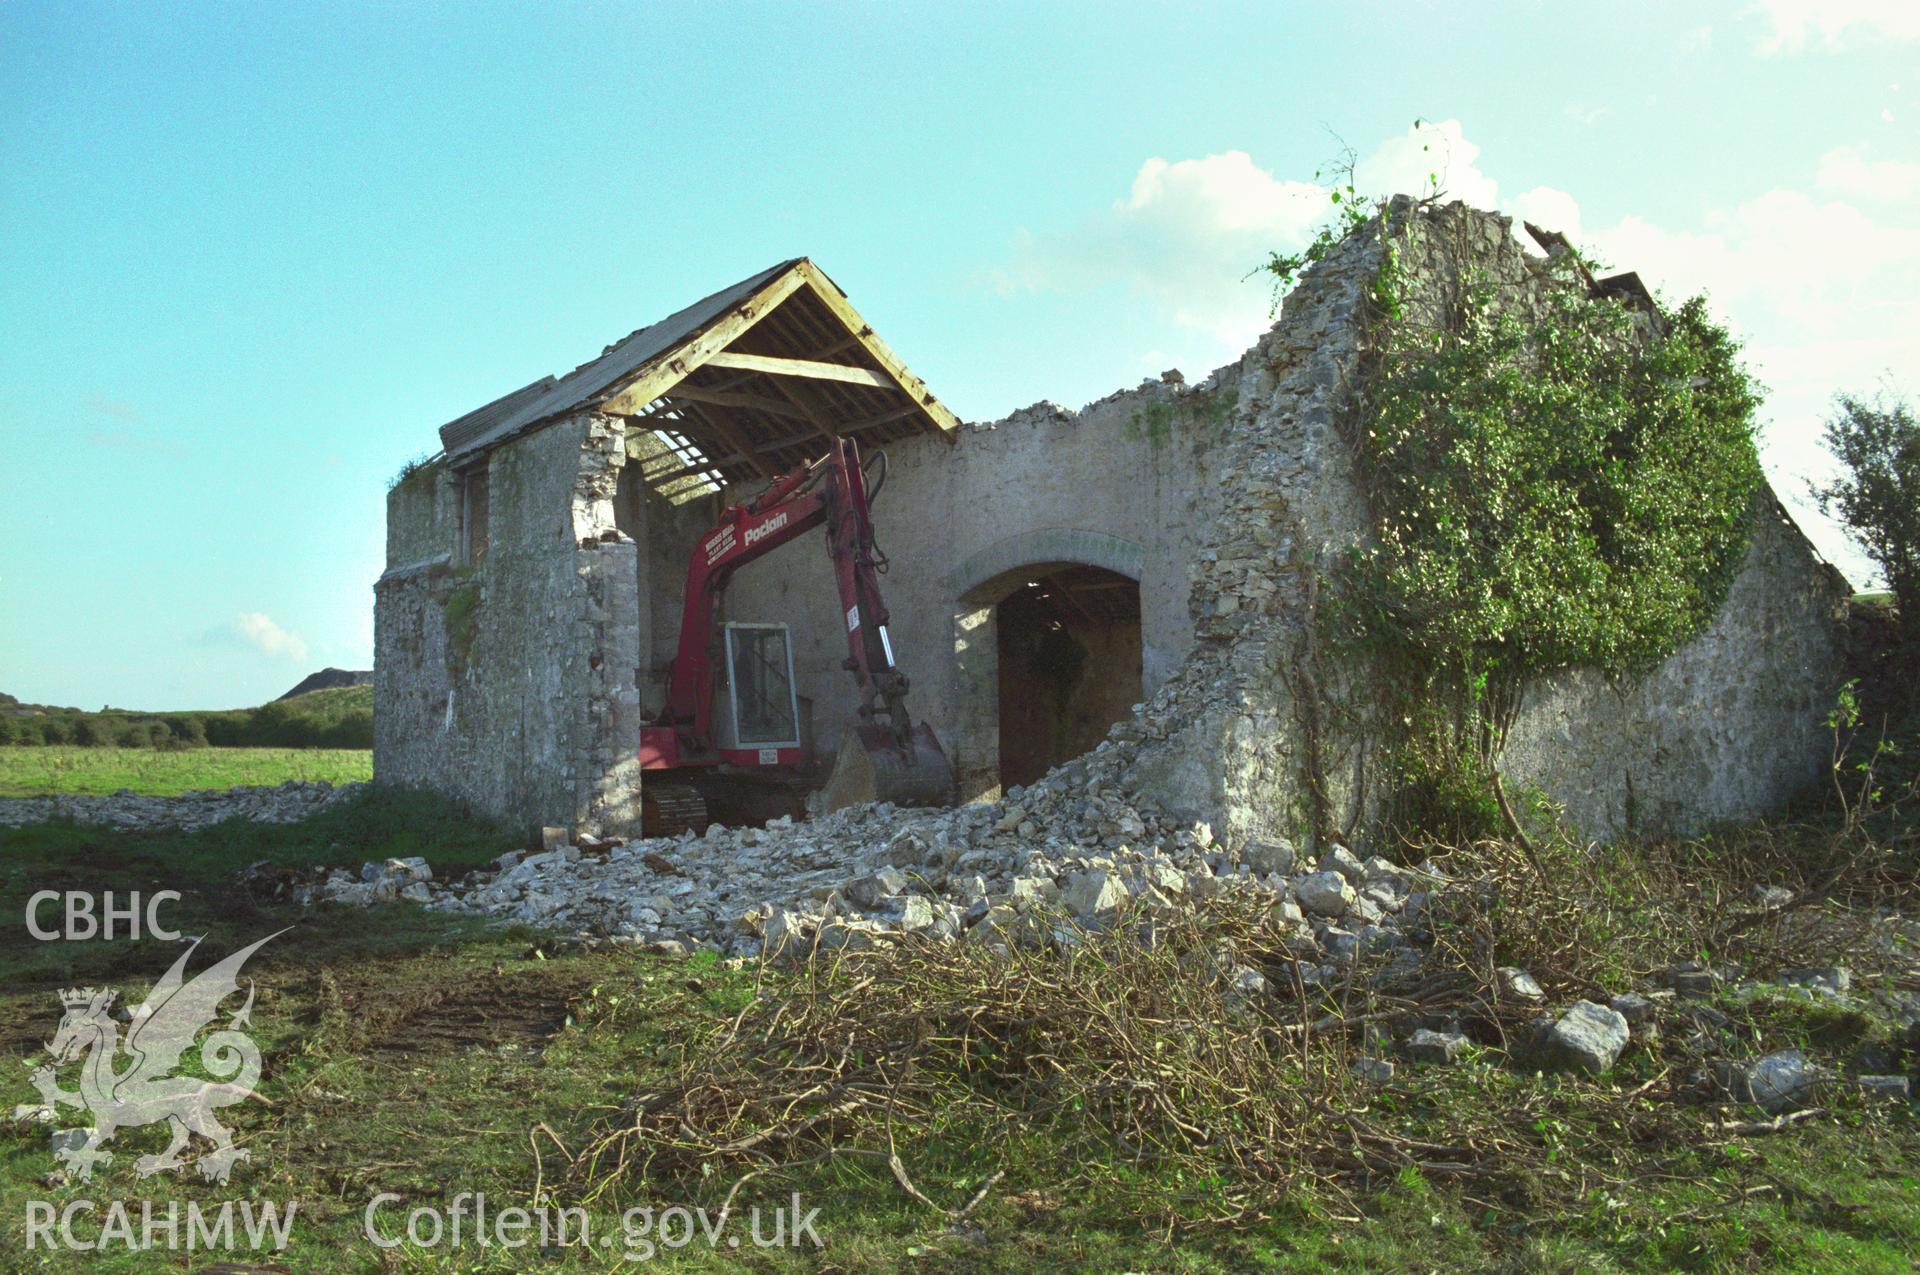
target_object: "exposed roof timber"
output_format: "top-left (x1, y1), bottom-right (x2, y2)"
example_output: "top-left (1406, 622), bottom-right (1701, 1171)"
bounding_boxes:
top-left (621, 401), bottom-right (929, 473)
top-left (594, 267), bottom-right (811, 417)
top-left (436, 256), bottom-right (961, 490)
top-left (596, 266), bottom-right (961, 444)
top-left (760, 373), bottom-right (840, 444)
top-left (701, 351), bottom-right (895, 388)
top-left (791, 261), bottom-right (959, 437)
top-left (439, 260), bottom-right (804, 459)
top-left (679, 400), bottom-right (777, 480)
top-left (665, 386), bottom-right (812, 419)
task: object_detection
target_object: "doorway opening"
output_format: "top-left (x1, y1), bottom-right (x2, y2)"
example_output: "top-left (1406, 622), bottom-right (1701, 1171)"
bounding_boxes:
top-left (994, 565), bottom-right (1142, 789)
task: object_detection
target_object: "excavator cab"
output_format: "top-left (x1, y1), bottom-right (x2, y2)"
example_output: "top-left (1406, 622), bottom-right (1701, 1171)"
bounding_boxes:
top-left (638, 438), bottom-right (956, 835)
top-left (712, 623), bottom-right (804, 758)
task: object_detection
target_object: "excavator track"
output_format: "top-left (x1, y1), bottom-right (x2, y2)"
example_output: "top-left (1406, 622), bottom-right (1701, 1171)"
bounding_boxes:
top-left (641, 783), bottom-right (708, 839)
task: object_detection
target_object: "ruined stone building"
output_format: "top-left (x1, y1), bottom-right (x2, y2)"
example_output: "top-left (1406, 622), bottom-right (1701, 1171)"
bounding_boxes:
top-left (376, 202), bottom-right (1850, 846)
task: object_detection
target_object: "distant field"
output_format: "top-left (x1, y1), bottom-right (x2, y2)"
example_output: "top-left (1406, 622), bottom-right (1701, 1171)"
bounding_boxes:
top-left (0, 746), bottom-right (372, 797)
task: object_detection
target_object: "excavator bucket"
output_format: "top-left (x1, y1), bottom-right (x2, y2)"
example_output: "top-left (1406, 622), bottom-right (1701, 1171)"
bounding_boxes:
top-left (821, 723), bottom-right (957, 813)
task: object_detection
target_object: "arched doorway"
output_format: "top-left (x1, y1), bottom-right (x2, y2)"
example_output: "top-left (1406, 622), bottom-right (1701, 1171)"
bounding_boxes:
top-left (993, 565), bottom-right (1142, 788)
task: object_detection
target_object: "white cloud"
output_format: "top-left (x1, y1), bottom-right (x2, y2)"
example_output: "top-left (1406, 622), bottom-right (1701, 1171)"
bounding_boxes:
top-left (992, 149), bottom-right (1327, 356)
top-left (994, 119), bottom-right (1916, 586)
top-left (1509, 186), bottom-right (1583, 240)
top-left (1751, 0), bottom-right (1920, 53)
top-left (1353, 119), bottom-right (1499, 208)
top-left (232, 612), bottom-right (309, 663)
top-left (993, 121), bottom-right (1507, 366)
top-left (1816, 144), bottom-right (1920, 201)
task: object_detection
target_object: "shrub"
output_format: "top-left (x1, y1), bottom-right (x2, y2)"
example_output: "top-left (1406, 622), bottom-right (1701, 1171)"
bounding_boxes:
top-left (37, 719), bottom-right (70, 746)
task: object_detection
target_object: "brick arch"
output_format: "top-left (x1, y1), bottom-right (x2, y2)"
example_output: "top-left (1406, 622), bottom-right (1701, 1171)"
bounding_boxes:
top-left (950, 529), bottom-right (1146, 604)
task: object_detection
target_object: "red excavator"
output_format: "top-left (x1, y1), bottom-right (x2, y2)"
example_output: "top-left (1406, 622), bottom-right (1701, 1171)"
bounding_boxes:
top-left (638, 436), bottom-right (956, 834)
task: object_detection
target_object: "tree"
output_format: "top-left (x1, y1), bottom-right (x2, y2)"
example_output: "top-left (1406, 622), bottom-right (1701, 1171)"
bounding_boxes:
top-left (1815, 393), bottom-right (1920, 646)
top-left (165, 715), bottom-right (209, 748)
top-left (0, 715), bottom-right (17, 746)
top-left (73, 716), bottom-right (119, 747)
top-left (39, 718), bottom-right (71, 745)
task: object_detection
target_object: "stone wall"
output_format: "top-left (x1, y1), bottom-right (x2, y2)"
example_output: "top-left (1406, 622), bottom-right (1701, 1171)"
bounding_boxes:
top-left (374, 411), bottom-right (644, 838)
top-left (660, 384), bottom-right (1220, 800)
top-left (377, 197), bottom-right (1847, 846)
top-left (1122, 198), bottom-right (1849, 847)
top-left (1502, 503), bottom-right (1845, 835)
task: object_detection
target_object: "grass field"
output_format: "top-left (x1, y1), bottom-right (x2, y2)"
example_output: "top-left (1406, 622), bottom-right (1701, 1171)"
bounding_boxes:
top-left (0, 746), bottom-right (372, 797)
top-left (0, 797), bottom-right (1915, 1271)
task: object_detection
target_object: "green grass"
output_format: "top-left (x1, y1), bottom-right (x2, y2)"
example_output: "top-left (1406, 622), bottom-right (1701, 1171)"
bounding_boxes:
top-left (0, 745), bottom-right (372, 796)
top-left (0, 808), bottom-right (1915, 1271)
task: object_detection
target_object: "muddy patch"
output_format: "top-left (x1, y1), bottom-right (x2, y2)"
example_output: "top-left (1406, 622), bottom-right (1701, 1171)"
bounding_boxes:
top-left (334, 968), bottom-right (590, 1057)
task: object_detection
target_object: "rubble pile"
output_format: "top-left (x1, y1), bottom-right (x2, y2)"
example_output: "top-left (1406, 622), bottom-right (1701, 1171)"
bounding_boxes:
top-left (0, 780), bottom-right (365, 832)
top-left (301, 751), bottom-right (1445, 986)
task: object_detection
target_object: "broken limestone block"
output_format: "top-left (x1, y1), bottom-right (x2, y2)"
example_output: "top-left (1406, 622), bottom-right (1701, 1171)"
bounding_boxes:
top-left (1139, 861), bottom-right (1187, 896)
top-left (1664, 961), bottom-right (1723, 997)
top-left (1321, 928), bottom-right (1361, 963)
top-left (817, 918), bottom-right (889, 952)
top-left (1295, 871), bottom-right (1354, 918)
top-left (1062, 869), bottom-right (1128, 922)
top-left (1352, 1057), bottom-right (1396, 1084)
top-left (884, 828), bottom-right (935, 868)
top-left (846, 866), bottom-right (909, 909)
top-left (540, 826), bottom-right (571, 853)
top-left (399, 882), bottom-right (432, 904)
top-left (1318, 845), bottom-right (1367, 882)
top-left (761, 908), bottom-right (812, 959)
top-left (1008, 877), bottom-right (1059, 910)
top-left (1609, 992), bottom-right (1656, 1025)
top-left (894, 896), bottom-right (937, 934)
top-left (1406, 1028), bottom-right (1467, 1065)
top-left (1542, 1001), bottom-right (1630, 1075)
top-left (1740, 1049), bottom-right (1817, 1114)
top-left (1778, 967), bottom-right (1851, 997)
top-left (1361, 856), bottom-right (1406, 885)
top-left (1244, 839), bottom-right (1296, 876)
top-left (50, 1128), bottom-right (96, 1155)
top-left (1855, 1075), bottom-right (1911, 1102)
top-left (1227, 965), bottom-right (1270, 999)
top-left (1270, 897), bottom-right (1305, 931)
top-left (1751, 884), bottom-right (1795, 910)
top-left (1347, 893), bottom-right (1386, 926)
top-left (12, 1104), bottom-right (53, 1126)
top-left (1497, 967), bottom-right (1545, 1002)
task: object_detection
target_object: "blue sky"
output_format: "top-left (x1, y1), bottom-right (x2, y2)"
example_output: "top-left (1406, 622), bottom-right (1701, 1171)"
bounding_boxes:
top-left (2, 1), bottom-right (1914, 709)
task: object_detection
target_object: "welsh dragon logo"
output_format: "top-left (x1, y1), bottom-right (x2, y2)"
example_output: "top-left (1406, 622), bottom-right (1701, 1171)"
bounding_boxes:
top-left (23, 930), bottom-right (283, 1183)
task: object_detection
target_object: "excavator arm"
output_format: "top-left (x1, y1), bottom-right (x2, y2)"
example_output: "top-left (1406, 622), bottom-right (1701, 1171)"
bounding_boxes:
top-left (649, 437), bottom-right (953, 809)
